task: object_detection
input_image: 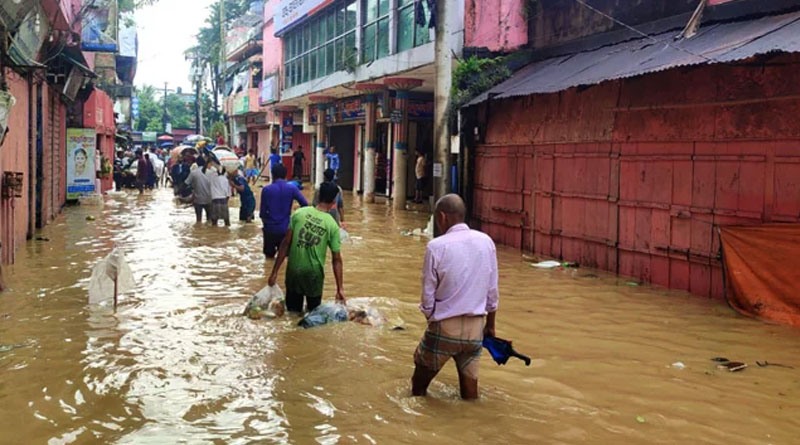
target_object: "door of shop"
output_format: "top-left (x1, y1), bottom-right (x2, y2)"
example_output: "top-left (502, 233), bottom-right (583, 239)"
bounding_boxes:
top-left (375, 123), bottom-right (390, 196)
top-left (329, 125), bottom-right (355, 190)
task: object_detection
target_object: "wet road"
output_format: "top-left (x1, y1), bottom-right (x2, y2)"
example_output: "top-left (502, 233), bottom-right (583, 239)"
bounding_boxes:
top-left (1, 187), bottom-right (799, 444)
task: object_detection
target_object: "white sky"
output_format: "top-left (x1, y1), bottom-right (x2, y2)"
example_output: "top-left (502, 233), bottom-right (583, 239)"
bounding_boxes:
top-left (134, 0), bottom-right (217, 93)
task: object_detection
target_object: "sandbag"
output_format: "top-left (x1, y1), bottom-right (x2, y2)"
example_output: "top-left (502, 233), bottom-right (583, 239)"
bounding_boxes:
top-left (88, 248), bottom-right (134, 304)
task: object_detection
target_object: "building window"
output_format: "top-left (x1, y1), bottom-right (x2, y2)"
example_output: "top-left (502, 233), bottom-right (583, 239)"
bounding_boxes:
top-left (282, 0), bottom-right (357, 88)
top-left (397, 0), bottom-right (430, 52)
top-left (362, 0), bottom-right (390, 64)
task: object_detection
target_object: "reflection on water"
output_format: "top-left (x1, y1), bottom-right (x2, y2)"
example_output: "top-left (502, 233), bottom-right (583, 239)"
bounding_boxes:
top-left (0, 188), bottom-right (799, 443)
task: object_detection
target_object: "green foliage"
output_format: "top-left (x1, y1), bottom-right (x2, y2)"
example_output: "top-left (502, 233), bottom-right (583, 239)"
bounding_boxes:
top-left (210, 121), bottom-right (227, 140)
top-left (451, 56), bottom-right (512, 112)
top-left (135, 85), bottom-right (162, 132)
top-left (135, 85), bottom-right (196, 132)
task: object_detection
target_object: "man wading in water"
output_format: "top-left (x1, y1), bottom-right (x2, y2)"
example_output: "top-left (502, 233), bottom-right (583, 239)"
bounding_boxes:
top-left (412, 194), bottom-right (499, 400)
top-left (268, 182), bottom-right (345, 312)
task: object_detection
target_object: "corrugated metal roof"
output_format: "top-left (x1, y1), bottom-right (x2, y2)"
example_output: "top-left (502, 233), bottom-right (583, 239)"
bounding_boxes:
top-left (468, 11), bottom-right (800, 106)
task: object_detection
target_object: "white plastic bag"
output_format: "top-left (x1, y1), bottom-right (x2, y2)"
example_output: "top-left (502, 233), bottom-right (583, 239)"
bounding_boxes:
top-left (88, 248), bottom-right (134, 304)
top-left (245, 284), bottom-right (285, 319)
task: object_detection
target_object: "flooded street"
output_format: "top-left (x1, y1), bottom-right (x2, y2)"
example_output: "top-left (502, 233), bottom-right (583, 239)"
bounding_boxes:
top-left (1, 188), bottom-right (799, 444)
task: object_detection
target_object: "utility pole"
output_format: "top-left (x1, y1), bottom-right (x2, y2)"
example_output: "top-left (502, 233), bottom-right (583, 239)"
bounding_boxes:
top-left (162, 81), bottom-right (169, 132)
top-left (220, 0), bottom-right (227, 142)
top-left (433, 0), bottom-right (452, 202)
top-left (197, 65), bottom-right (205, 135)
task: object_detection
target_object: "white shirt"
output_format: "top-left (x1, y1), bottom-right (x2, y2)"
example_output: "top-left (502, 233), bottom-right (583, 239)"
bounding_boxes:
top-left (420, 223), bottom-right (499, 321)
top-left (210, 173), bottom-right (231, 200)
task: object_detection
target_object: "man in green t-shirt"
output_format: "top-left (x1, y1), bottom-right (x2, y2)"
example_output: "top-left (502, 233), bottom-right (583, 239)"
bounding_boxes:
top-left (268, 182), bottom-right (345, 312)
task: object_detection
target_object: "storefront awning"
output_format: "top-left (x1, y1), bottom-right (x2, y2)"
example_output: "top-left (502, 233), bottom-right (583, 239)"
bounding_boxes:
top-left (468, 11), bottom-right (800, 106)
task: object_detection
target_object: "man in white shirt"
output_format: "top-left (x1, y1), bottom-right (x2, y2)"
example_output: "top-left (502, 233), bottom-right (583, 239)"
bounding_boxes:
top-left (412, 194), bottom-right (499, 400)
top-left (210, 167), bottom-right (231, 227)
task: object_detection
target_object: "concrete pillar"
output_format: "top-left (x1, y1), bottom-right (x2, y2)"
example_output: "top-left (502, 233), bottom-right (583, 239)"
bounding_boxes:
top-left (354, 83), bottom-right (386, 203)
top-left (309, 95), bottom-right (334, 186)
top-left (384, 78), bottom-right (423, 211)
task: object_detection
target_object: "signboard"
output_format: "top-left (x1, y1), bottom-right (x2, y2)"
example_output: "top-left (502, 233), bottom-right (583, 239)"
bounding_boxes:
top-left (234, 94), bottom-right (250, 115)
top-left (339, 99), bottom-right (363, 121)
top-left (131, 96), bottom-right (140, 119)
top-left (82, 0), bottom-right (119, 52)
top-left (0, 1), bottom-right (37, 32)
top-left (408, 100), bottom-right (434, 119)
top-left (390, 109), bottom-right (403, 124)
top-left (66, 129), bottom-right (97, 199)
top-left (142, 131), bottom-right (157, 142)
top-left (260, 75), bottom-right (277, 105)
top-left (280, 114), bottom-right (293, 153)
top-left (433, 162), bottom-right (443, 178)
top-left (275, 0), bottom-right (333, 35)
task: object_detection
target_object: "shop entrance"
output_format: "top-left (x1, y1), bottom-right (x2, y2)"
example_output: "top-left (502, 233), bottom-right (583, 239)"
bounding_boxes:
top-left (375, 123), bottom-right (390, 196)
top-left (329, 125), bottom-right (355, 190)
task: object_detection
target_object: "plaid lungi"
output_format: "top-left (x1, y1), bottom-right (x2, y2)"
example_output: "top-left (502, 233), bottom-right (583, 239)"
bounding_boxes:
top-left (211, 198), bottom-right (229, 222)
top-left (414, 315), bottom-right (484, 379)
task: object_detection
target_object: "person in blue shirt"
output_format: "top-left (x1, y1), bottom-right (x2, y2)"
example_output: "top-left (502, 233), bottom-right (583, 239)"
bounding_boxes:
top-left (229, 169), bottom-right (256, 222)
top-left (325, 146), bottom-right (340, 179)
top-left (260, 163), bottom-right (308, 258)
top-left (268, 148), bottom-right (282, 182)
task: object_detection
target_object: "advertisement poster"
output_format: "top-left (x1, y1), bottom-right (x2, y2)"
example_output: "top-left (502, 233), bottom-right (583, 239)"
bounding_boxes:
top-left (66, 128), bottom-right (97, 199)
top-left (280, 114), bottom-right (293, 153)
top-left (82, 0), bottom-right (119, 52)
top-left (118, 11), bottom-right (136, 58)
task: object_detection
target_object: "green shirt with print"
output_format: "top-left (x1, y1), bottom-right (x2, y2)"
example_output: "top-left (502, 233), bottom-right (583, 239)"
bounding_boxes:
top-left (285, 206), bottom-right (342, 298)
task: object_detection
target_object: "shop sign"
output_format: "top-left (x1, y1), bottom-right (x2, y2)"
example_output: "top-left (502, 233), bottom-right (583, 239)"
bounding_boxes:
top-left (281, 114), bottom-right (293, 153)
top-left (339, 99), bottom-right (363, 121)
top-left (142, 131), bottom-right (157, 142)
top-left (390, 109), bottom-right (403, 124)
top-left (408, 100), bottom-right (434, 119)
top-left (275, 0), bottom-right (333, 35)
top-left (82, 0), bottom-right (119, 52)
top-left (234, 94), bottom-right (250, 115)
top-left (66, 128), bottom-right (97, 199)
top-left (247, 113), bottom-right (268, 127)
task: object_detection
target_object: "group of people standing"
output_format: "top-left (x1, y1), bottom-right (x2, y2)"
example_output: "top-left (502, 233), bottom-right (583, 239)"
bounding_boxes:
top-left (114, 147), bottom-right (166, 193)
top-left (173, 150), bottom-right (256, 226)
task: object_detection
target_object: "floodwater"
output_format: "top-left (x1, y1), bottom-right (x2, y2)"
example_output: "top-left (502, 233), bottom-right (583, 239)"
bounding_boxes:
top-left (1, 187), bottom-right (799, 444)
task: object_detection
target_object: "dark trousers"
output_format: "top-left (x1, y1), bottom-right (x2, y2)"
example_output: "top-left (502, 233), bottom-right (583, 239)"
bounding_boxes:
top-left (194, 203), bottom-right (211, 222)
top-left (263, 230), bottom-right (285, 258)
top-left (285, 290), bottom-right (321, 313)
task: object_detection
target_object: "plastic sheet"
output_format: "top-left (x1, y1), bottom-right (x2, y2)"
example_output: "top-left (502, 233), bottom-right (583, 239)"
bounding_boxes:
top-left (88, 248), bottom-right (134, 304)
top-left (720, 224), bottom-right (800, 327)
top-left (298, 303), bottom-right (349, 328)
top-left (0, 90), bottom-right (16, 147)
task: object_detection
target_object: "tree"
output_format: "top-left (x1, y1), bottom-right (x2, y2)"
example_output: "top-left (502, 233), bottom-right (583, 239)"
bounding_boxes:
top-left (135, 85), bottom-right (197, 132)
top-left (135, 85), bottom-right (161, 132)
top-left (189, 1), bottom-right (250, 118)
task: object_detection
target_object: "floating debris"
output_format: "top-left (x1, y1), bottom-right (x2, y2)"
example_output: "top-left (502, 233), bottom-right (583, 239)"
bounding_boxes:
top-left (756, 361), bottom-right (795, 369)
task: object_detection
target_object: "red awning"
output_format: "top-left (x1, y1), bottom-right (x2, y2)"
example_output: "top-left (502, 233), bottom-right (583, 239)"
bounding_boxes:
top-left (157, 134), bottom-right (174, 141)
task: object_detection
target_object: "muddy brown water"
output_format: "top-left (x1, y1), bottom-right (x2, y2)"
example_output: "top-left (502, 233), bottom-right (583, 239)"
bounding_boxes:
top-left (0, 187), bottom-right (798, 444)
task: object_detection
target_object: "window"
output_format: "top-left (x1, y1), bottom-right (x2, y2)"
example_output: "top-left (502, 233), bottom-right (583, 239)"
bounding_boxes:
top-left (362, 0), bottom-right (390, 64)
top-left (282, 0), bottom-right (357, 88)
top-left (397, 0), bottom-right (430, 52)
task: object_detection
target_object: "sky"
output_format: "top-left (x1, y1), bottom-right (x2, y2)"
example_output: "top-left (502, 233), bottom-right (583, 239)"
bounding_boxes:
top-left (134, 0), bottom-right (217, 93)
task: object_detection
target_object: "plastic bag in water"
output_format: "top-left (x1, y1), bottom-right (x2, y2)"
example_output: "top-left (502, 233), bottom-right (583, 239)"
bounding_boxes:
top-left (245, 284), bottom-right (285, 319)
top-left (298, 303), bottom-right (349, 328)
top-left (88, 248), bottom-right (134, 304)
